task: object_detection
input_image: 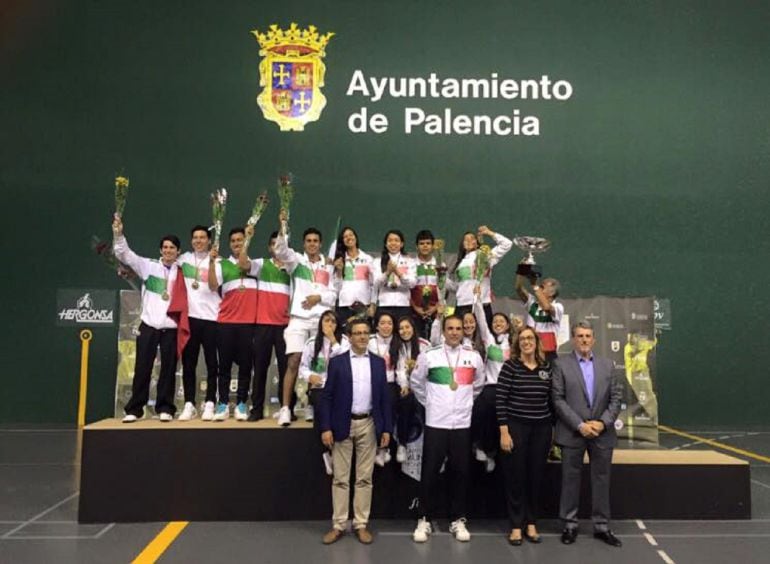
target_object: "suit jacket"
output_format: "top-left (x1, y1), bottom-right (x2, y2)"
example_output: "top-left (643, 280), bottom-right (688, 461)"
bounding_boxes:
top-left (551, 352), bottom-right (622, 449)
top-left (318, 351), bottom-right (393, 442)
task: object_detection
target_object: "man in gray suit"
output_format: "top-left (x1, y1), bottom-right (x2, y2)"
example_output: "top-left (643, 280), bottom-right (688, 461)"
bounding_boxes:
top-left (552, 320), bottom-right (623, 547)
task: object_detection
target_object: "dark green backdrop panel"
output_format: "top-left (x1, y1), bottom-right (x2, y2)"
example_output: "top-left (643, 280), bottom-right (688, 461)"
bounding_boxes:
top-left (1, 0), bottom-right (768, 424)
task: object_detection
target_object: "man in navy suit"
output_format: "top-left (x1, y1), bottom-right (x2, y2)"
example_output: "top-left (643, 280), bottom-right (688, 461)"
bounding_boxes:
top-left (552, 320), bottom-right (623, 547)
top-left (318, 318), bottom-right (392, 545)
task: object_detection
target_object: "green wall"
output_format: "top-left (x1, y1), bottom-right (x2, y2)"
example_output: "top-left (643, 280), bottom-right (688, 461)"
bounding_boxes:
top-left (1, 0), bottom-right (768, 425)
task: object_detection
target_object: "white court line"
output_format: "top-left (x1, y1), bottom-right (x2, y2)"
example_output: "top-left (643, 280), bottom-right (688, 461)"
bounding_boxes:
top-left (2, 521), bottom-right (118, 527)
top-left (669, 430), bottom-right (770, 435)
top-left (1, 492), bottom-right (80, 539)
top-left (636, 519), bottom-right (647, 530)
top-left (751, 479), bottom-right (770, 490)
top-left (94, 523), bottom-right (115, 538)
top-left (378, 531), bottom-right (640, 537)
top-left (378, 531), bottom-right (513, 537)
top-left (656, 533), bottom-right (770, 538)
top-left (644, 532), bottom-right (658, 546)
top-left (648, 518), bottom-right (770, 523)
top-left (4, 535), bottom-right (101, 540)
top-left (658, 550), bottom-right (676, 564)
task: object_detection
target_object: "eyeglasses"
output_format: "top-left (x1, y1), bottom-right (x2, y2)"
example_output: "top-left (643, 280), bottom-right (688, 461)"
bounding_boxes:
top-left (518, 335), bottom-right (536, 342)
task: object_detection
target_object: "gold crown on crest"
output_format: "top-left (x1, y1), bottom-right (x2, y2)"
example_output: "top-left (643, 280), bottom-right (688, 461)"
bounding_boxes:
top-left (252, 23), bottom-right (335, 56)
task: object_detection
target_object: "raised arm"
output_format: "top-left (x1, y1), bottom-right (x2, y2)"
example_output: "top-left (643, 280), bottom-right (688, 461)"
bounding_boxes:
top-left (479, 226), bottom-right (512, 267)
top-left (112, 218), bottom-right (149, 279)
top-left (273, 231), bottom-right (300, 272)
top-left (207, 249), bottom-right (220, 291)
top-left (473, 299), bottom-right (494, 347)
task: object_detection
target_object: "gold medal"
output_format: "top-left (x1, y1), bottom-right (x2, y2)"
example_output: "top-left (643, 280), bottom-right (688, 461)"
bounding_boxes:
top-left (192, 280), bottom-right (200, 290)
top-left (161, 291), bottom-right (170, 301)
top-left (443, 346), bottom-right (460, 391)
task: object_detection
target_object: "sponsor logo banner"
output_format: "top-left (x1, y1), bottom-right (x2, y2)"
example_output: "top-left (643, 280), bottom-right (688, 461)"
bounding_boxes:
top-left (57, 289), bottom-right (115, 326)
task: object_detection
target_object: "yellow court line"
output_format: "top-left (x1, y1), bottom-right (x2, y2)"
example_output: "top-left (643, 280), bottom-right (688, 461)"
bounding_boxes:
top-left (660, 425), bottom-right (770, 464)
top-left (132, 521), bottom-right (189, 564)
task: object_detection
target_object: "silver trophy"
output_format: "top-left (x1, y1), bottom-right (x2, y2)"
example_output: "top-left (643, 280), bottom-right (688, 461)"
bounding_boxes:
top-left (513, 236), bottom-right (551, 277)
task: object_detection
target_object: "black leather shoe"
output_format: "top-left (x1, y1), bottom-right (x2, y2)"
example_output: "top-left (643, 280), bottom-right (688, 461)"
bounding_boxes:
top-left (561, 529), bottom-right (578, 544)
top-left (508, 530), bottom-right (523, 546)
top-left (594, 530), bottom-right (622, 547)
top-left (247, 412), bottom-right (262, 422)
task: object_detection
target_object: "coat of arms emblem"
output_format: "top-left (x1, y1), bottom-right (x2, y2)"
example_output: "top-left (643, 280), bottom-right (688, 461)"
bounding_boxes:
top-left (251, 23), bottom-right (335, 131)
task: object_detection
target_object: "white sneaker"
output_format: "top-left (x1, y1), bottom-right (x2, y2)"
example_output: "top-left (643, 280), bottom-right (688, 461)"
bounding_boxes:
top-left (396, 444), bottom-right (407, 463)
top-left (374, 448), bottom-right (387, 467)
top-left (304, 405), bottom-right (314, 422)
top-left (213, 403), bottom-right (229, 421)
top-left (449, 518), bottom-right (471, 542)
top-left (277, 406), bottom-right (292, 427)
top-left (178, 402), bottom-right (197, 421)
top-left (474, 447), bottom-right (488, 462)
top-left (485, 457), bottom-right (496, 473)
top-left (322, 451), bottom-right (334, 476)
top-left (413, 517), bottom-right (432, 543)
top-left (234, 402), bottom-right (248, 421)
top-left (201, 401), bottom-right (215, 421)
top-left (159, 412), bottom-right (173, 422)
top-left (122, 414), bottom-right (138, 423)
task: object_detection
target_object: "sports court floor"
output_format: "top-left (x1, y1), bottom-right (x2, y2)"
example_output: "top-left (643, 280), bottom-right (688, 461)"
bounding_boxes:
top-left (1, 424), bottom-right (768, 563)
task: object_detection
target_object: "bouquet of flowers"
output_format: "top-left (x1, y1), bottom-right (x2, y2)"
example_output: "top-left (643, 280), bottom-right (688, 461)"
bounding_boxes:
top-left (277, 173), bottom-right (294, 233)
top-left (210, 188), bottom-right (228, 251)
top-left (474, 244), bottom-right (491, 301)
top-left (243, 191), bottom-right (269, 251)
top-left (114, 175), bottom-right (129, 219)
top-left (421, 285), bottom-right (432, 310)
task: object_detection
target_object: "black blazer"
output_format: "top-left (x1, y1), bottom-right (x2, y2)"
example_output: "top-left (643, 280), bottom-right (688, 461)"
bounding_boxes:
top-left (318, 351), bottom-right (392, 442)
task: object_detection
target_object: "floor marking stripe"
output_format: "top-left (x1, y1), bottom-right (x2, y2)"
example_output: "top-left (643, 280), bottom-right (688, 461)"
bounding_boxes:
top-left (1, 492), bottom-right (80, 539)
top-left (95, 523), bottom-right (115, 538)
top-left (131, 521), bottom-right (188, 563)
top-left (656, 533), bottom-right (770, 538)
top-left (659, 425), bottom-right (770, 463)
top-left (644, 532), bottom-right (658, 546)
top-left (4, 535), bottom-right (101, 540)
top-left (636, 519), bottom-right (647, 530)
top-left (658, 549), bottom-right (676, 564)
top-left (751, 479), bottom-right (770, 490)
top-left (377, 531), bottom-right (638, 537)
